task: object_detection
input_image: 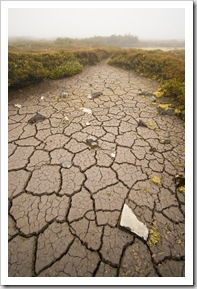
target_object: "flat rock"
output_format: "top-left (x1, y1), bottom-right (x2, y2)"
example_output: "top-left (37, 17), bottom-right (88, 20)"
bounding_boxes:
top-left (87, 91), bottom-right (103, 99)
top-left (62, 160), bottom-right (72, 168)
top-left (80, 107), bottom-right (92, 114)
top-left (14, 103), bottom-right (22, 108)
top-left (159, 138), bottom-right (171, 144)
top-left (138, 89), bottom-right (154, 97)
top-left (138, 119), bottom-right (148, 128)
top-left (120, 204), bottom-right (149, 241)
top-left (86, 138), bottom-right (99, 149)
top-left (28, 113), bottom-right (46, 124)
top-left (60, 91), bottom-right (68, 98)
top-left (174, 174), bottom-right (185, 188)
top-left (157, 107), bottom-right (174, 116)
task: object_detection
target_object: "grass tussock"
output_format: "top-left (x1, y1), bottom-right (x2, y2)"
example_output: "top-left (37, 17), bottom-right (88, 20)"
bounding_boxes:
top-left (8, 48), bottom-right (112, 88)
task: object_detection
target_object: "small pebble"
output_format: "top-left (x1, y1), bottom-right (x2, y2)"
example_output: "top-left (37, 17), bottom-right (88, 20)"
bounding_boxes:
top-left (80, 107), bottom-right (92, 114)
top-left (64, 116), bottom-right (69, 121)
top-left (138, 119), bottom-right (148, 128)
top-left (14, 104), bottom-right (22, 109)
top-left (62, 161), bottom-right (72, 168)
top-left (111, 152), bottom-right (116, 158)
top-left (60, 91), bottom-right (68, 98)
top-left (86, 138), bottom-right (99, 148)
top-left (159, 139), bottom-right (171, 144)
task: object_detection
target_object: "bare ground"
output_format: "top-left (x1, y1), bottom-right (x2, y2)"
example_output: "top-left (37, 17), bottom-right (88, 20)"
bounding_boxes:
top-left (8, 62), bottom-right (185, 277)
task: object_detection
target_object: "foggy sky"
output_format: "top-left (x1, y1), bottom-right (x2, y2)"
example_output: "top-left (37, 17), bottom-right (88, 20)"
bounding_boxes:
top-left (8, 8), bottom-right (185, 40)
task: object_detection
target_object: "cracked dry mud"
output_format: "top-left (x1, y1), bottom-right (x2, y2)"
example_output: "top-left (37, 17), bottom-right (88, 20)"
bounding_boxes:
top-left (8, 62), bottom-right (185, 277)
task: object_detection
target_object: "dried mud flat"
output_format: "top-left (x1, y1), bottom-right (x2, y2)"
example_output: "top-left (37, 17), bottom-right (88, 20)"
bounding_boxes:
top-left (8, 63), bottom-right (185, 277)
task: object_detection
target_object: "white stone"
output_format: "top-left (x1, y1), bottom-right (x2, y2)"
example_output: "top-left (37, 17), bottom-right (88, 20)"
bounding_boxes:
top-left (60, 91), bottom-right (68, 98)
top-left (80, 107), bottom-right (92, 114)
top-left (62, 160), bottom-right (72, 168)
top-left (120, 204), bottom-right (149, 241)
top-left (14, 104), bottom-right (22, 108)
top-left (111, 152), bottom-right (116, 158)
top-left (40, 96), bottom-right (44, 100)
top-left (64, 116), bottom-right (69, 121)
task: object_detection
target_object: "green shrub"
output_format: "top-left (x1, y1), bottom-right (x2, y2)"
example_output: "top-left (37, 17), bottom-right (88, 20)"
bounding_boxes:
top-left (8, 52), bottom-right (83, 87)
top-left (8, 54), bottom-right (47, 87)
top-left (73, 50), bottom-right (100, 65)
top-left (8, 48), bottom-right (112, 88)
top-left (159, 79), bottom-right (185, 100)
top-left (48, 59), bottom-right (83, 79)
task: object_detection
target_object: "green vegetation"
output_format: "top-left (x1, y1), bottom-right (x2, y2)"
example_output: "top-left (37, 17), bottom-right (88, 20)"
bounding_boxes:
top-left (150, 176), bottom-right (161, 186)
top-left (8, 48), bottom-right (111, 88)
top-left (147, 227), bottom-right (160, 247)
top-left (177, 185), bottom-right (185, 194)
top-left (8, 37), bottom-right (185, 117)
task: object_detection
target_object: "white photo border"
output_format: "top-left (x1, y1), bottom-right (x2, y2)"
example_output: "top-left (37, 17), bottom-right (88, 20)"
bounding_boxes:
top-left (1, 0), bottom-right (193, 286)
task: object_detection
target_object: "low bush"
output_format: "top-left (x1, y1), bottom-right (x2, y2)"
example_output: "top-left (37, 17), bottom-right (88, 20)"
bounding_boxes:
top-left (48, 60), bottom-right (83, 79)
top-left (8, 48), bottom-right (114, 88)
top-left (8, 53), bottom-right (47, 87)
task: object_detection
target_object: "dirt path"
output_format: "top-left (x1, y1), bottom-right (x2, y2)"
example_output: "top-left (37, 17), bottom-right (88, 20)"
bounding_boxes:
top-left (8, 62), bottom-right (185, 277)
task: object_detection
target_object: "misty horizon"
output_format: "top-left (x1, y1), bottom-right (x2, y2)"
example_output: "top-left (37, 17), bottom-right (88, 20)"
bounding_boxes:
top-left (8, 34), bottom-right (185, 42)
top-left (8, 8), bottom-right (185, 41)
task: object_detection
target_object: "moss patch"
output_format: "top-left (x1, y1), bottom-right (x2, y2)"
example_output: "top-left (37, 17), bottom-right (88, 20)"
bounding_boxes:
top-left (177, 185), bottom-right (185, 194)
top-left (158, 103), bottom-right (172, 111)
top-left (147, 227), bottom-right (160, 247)
top-left (150, 176), bottom-right (161, 186)
top-left (153, 90), bottom-right (164, 98)
top-left (143, 187), bottom-right (149, 194)
top-left (107, 192), bottom-right (112, 197)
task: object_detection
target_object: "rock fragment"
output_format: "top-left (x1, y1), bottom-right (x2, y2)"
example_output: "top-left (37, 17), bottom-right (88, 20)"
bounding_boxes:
top-left (138, 89), bottom-right (156, 102)
top-left (158, 108), bottom-right (174, 116)
top-left (14, 104), bottom-right (22, 108)
top-left (111, 152), bottom-right (116, 158)
top-left (120, 204), bottom-right (149, 241)
top-left (157, 104), bottom-right (174, 116)
top-left (138, 119), bottom-right (148, 128)
top-left (86, 138), bottom-right (99, 149)
top-left (60, 91), bottom-right (68, 98)
top-left (138, 89), bottom-right (153, 97)
top-left (80, 107), bottom-right (92, 114)
top-left (62, 160), bottom-right (72, 168)
top-left (159, 138), bottom-right (171, 144)
top-left (87, 92), bottom-right (103, 99)
top-left (173, 174), bottom-right (185, 188)
top-left (28, 113), bottom-right (46, 124)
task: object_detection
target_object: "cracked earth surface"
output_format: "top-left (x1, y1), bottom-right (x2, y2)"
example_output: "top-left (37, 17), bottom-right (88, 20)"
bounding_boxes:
top-left (8, 62), bottom-right (185, 277)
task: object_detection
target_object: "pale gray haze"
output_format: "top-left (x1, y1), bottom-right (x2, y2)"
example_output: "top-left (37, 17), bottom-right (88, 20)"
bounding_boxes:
top-left (9, 8), bottom-right (185, 40)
